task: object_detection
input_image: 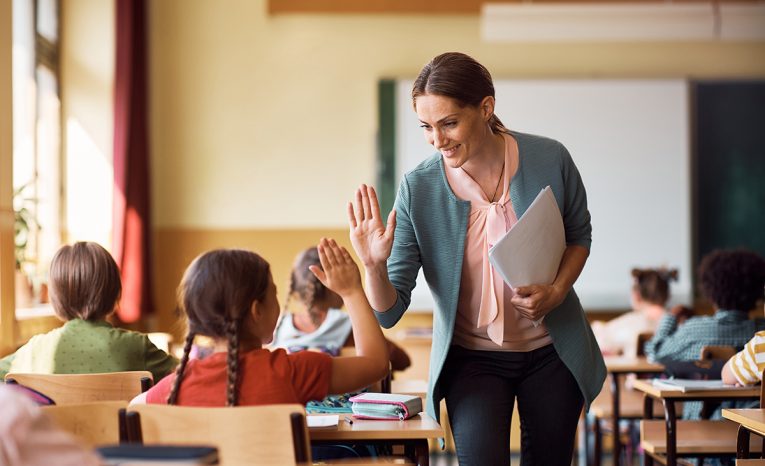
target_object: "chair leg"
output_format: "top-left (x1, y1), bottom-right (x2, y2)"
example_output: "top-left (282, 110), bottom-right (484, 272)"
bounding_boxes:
top-left (593, 417), bottom-right (602, 466)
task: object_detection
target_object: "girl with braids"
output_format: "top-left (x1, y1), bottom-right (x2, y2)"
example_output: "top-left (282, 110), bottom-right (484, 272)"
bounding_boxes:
top-left (591, 267), bottom-right (679, 357)
top-left (272, 247), bottom-right (411, 371)
top-left (130, 238), bottom-right (390, 407)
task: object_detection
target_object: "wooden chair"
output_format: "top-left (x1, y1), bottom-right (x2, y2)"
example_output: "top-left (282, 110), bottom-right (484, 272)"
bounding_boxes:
top-left (700, 345), bottom-right (737, 362)
top-left (636, 332), bottom-right (654, 358)
top-left (41, 401), bottom-right (128, 447)
top-left (4, 371), bottom-right (153, 404)
top-left (125, 404), bottom-right (311, 466)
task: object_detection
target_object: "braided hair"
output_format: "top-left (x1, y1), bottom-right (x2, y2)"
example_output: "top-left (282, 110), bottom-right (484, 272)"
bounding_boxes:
top-left (167, 249), bottom-right (271, 406)
top-left (285, 247), bottom-right (329, 327)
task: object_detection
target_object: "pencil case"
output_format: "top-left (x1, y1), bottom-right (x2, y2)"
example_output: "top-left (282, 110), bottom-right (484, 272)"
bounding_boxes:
top-left (349, 392), bottom-right (422, 420)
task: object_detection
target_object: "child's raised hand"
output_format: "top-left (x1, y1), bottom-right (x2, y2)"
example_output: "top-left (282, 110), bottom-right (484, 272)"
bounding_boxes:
top-left (309, 238), bottom-right (363, 298)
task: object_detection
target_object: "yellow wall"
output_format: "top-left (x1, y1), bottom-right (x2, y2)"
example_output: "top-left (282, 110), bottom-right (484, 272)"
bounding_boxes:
top-left (61, 0), bottom-right (114, 245)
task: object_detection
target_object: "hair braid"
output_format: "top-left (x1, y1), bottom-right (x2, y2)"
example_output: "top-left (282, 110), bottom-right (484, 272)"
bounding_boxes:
top-left (167, 332), bottom-right (195, 405)
top-left (225, 317), bottom-right (240, 406)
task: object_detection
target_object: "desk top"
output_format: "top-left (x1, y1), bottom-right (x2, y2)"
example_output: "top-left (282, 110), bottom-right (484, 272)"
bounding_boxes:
top-left (632, 379), bottom-right (760, 399)
top-left (308, 413), bottom-right (443, 441)
top-left (723, 408), bottom-right (765, 437)
top-left (604, 356), bottom-right (664, 373)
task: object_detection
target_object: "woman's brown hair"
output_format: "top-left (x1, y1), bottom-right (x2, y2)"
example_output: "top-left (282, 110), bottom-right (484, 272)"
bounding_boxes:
top-left (167, 249), bottom-right (271, 406)
top-left (631, 268), bottom-right (678, 306)
top-left (285, 247), bottom-right (329, 326)
top-left (412, 52), bottom-right (508, 134)
top-left (48, 242), bottom-right (121, 322)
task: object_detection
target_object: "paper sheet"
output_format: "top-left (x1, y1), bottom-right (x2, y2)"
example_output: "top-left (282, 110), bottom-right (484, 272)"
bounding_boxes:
top-left (488, 186), bottom-right (566, 326)
top-left (306, 414), bottom-right (339, 428)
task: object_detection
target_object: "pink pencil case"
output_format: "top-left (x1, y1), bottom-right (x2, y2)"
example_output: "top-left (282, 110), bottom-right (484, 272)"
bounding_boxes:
top-left (349, 392), bottom-right (423, 420)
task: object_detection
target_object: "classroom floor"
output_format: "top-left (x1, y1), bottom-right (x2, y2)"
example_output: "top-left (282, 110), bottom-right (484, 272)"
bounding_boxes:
top-left (429, 451), bottom-right (633, 465)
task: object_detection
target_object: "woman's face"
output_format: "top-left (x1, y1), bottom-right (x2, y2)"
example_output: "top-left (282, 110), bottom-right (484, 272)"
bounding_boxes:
top-left (415, 93), bottom-right (493, 169)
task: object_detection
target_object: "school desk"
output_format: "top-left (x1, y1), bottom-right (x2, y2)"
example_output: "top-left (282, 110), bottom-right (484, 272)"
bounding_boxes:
top-left (723, 408), bottom-right (765, 460)
top-left (308, 413), bottom-right (443, 466)
top-left (633, 379), bottom-right (760, 466)
top-left (588, 357), bottom-right (665, 466)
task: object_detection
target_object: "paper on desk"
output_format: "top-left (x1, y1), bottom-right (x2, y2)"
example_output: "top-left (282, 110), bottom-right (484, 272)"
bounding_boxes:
top-left (651, 378), bottom-right (749, 392)
top-left (307, 414), bottom-right (339, 427)
top-left (488, 186), bottom-right (565, 327)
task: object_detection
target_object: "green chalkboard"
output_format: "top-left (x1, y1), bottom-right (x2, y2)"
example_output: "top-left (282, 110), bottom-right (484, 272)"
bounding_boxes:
top-left (694, 81), bottom-right (765, 266)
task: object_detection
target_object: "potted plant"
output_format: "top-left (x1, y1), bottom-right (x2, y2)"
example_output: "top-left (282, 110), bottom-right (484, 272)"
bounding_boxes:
top-left (13, 182), bottom-right (38, 308)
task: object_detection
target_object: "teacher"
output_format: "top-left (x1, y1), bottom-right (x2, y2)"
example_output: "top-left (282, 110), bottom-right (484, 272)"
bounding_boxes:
top-left (347, 52), bottom-right (605, 465)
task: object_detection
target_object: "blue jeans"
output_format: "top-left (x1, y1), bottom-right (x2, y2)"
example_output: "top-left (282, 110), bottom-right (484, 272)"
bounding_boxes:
top-left (440, 344), bottom-right (583, 466)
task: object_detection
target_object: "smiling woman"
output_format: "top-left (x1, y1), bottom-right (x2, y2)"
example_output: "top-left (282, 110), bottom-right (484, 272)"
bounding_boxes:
top-left (348, 52), bottom-right (606, 466)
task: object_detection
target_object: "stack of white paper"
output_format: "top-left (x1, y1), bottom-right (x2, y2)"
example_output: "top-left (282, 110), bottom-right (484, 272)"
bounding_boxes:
top-left (488, 186), bottom-right (565, 325)
top-left (651, 378), bottom-right (749, 392)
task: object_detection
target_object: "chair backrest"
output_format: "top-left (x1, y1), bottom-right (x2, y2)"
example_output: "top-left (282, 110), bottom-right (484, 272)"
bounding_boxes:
top-left (636, 331), bottom-right (654, 357)
top-left (699, 345), bottom-right (737, 361)
top-left (4, 371), bottom-right (153, 404)
top-left (41, 401), bottom-right (127, 447)
top-left (126, 404), bottom-right (311, 466)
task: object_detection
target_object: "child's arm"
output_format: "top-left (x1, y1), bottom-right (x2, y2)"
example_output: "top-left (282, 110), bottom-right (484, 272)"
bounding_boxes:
top-left (311, 238), bottom-right (389, 394)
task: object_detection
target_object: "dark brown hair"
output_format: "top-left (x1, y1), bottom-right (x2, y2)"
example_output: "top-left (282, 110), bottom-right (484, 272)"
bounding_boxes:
top-left (631, 268), bottom-right (678, 306)
top-left (167, 249), bottom-right (271, 406)
top-left (698, 249), bottom-right (765, 312)
top-left (48, 242), bottom-right (121, 322)
top-left (285, 247), bottom-right (329, 326)
top-left (412, 52), bottom-right (508, 134)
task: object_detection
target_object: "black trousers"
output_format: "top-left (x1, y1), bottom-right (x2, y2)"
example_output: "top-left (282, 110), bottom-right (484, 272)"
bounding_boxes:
top-left (440, 344), bottom-right (583, 466)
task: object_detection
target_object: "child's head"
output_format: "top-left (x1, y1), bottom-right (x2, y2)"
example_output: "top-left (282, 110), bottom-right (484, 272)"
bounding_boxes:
top-left (287, 247), bottom-right (343, 325)
top-left (699, 249), bottom-right (765, 312)
top-left (630, 268), bottom-right (678, 308)
top-left (48, 242), bottom-right (121, 322)
top-left (169, 249), bottom-right (277, 406)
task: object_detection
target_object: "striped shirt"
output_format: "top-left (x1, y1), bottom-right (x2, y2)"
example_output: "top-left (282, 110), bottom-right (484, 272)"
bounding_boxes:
top-left (728, 331), bottom-right (765, 386)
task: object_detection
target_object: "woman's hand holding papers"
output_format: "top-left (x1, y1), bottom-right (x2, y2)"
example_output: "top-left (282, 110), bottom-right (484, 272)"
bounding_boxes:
top-left (511, 284), bottom-right (565, 322)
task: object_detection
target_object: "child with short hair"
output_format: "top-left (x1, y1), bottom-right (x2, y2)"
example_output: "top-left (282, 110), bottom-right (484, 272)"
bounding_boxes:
top-left (131, 238), bottom-right (389, 406)
top-left (273, 246), bottom-right (411, 371)
top-left (0, 242), bottom-right (178, 382)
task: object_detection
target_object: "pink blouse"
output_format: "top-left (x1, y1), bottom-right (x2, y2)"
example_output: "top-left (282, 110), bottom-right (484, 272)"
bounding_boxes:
top-left (445, 133), bottom-right (552, 351)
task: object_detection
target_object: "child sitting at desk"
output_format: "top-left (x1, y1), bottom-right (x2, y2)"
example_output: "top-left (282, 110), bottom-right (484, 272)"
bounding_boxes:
top-left (272, 246), bottom-right (410, 372)
top-left (131, 238), bottom-right (390, 406)
top-left (0, 242), bottom-right (178, 382)
top-left (722, 296), bottom-right (765, 386)
top-left (591, 267), bottom-right (678, 357)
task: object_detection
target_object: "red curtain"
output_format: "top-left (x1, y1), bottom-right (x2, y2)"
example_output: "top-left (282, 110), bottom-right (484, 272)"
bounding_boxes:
top-left (113, 0), bottom-right (152, 323)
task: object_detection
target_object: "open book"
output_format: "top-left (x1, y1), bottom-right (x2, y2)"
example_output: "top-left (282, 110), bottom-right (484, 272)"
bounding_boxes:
top-left (651, 378), bottom-right (751, 392)
top-left (488, 186), bottom-right (565, 326)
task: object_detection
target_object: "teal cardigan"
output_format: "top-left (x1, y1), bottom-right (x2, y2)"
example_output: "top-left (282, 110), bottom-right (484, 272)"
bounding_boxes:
top-left (375, 131), bottom-right (606, 423)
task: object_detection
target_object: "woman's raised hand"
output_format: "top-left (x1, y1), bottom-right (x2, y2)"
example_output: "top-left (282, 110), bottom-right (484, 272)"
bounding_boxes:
top-left (347, 184), bottom-right (396, 268)
top-left (309, 238), bottom-right (362, 299)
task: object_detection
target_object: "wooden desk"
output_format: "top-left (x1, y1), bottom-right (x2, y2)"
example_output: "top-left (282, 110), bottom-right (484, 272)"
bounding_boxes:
top-left (633, 379), bottom-right (760, 466)
top-left (591, 357), bottom-right (664, 466)
top-left (723, 408), bottom-right (765, 459)
top-left (309, 413), bottom-right (443, 466)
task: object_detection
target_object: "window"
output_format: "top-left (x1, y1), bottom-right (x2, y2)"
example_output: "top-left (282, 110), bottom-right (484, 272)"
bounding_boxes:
top-left (12, 0), bottom-right (61, 309)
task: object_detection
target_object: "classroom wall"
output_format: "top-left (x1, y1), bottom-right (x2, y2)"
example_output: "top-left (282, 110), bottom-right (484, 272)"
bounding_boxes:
top-left (146, 0), bottom-right (765, 336)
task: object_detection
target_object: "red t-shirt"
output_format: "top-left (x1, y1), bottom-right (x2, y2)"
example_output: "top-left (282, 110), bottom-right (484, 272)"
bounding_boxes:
top-left (145, 348), bottom-right (331, 406)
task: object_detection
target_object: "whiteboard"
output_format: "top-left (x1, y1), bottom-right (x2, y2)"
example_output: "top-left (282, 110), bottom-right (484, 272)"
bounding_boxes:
top-left (394, 79), bottom-right (691, 311)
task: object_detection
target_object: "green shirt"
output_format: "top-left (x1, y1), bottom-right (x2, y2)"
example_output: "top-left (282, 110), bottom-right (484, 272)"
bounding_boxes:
top-left (0, 319), bottom-right (178, 383)
top-left (377, 131), bottom-right (606, 422)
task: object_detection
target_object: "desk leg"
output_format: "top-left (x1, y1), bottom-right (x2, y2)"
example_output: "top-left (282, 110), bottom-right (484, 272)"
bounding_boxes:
top-left (737, 425), bottom-right (752, 459)
top-left (404, 440), bottom-right (429, 466)
top-left (642, 395), bottom-right (654, 466)
top-left (662, 399), bottom-right (677, 466)
top-left (611, 374), bottom-right (622, 466)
